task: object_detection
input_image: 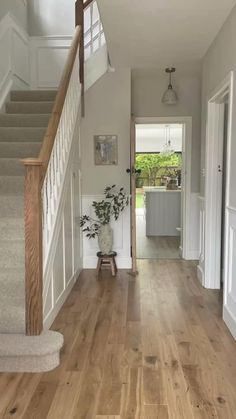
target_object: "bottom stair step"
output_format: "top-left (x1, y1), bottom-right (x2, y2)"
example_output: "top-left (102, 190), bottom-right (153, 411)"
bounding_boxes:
top-left (0, 331), bottom-right (63, 372)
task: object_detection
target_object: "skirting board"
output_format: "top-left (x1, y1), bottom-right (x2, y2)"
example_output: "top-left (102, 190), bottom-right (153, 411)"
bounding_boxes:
top-left (184, 250), bottom-right (199, 261)
top-left (197, 264), bottom-right (204, 285)
top-left (223, 305), bottom-right (236, 341)
top-left (83, 256), bottom-right (132, 269)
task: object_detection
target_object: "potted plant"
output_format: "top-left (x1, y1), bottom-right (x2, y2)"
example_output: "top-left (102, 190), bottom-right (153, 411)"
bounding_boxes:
top-left (80, 185), bottom-right (129, 255)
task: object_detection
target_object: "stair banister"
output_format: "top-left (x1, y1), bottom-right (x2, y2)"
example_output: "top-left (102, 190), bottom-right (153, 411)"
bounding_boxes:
top-left (22, 26), bottom-right (82, 336)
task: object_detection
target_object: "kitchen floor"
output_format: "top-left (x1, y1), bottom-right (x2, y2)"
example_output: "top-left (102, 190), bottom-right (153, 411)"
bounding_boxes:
top-left (136, 211), bottom-right (181, 259)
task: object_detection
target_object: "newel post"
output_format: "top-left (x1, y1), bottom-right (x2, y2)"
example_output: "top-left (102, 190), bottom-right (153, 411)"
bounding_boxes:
top-left (22, 159), bottom-right (44, 336)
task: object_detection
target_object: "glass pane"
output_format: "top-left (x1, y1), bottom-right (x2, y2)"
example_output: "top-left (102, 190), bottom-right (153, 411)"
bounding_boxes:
top-left (92, 2), bottom-right (99, 24)
top-left (101, 32), bottom-right (106, 46)
top-left (85, 45), bottom-right (91, 61)
top-left (84, 7), bottom-right (91, 33)
top-left (84, 31), bottom-right (92, 47)
top-left (92, 22), bottom-right (100, 39)
top-left (93, 37), bottom-right (99, 52)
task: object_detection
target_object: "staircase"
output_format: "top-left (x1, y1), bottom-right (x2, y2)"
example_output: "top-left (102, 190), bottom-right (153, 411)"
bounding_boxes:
top-left (0, 90), bottom-right (63, 372)
top-left (0, 0), bottom-right (107, 372)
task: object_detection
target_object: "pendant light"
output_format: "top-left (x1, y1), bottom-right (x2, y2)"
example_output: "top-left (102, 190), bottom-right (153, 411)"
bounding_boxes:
top-left (161, 125), bottom-right (175, 156)
top-left (162, 67), bottom-right (178, 105)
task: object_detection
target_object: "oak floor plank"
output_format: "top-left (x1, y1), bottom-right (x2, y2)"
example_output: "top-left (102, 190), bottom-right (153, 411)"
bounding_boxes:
top-left (46, 372), bottom-right (82, 419)
top-left (0, 261), bottom-right (236, 418)
top-left (120, 367), bottom-right (142, 419)
top-left (0, 374), bottom-right (41, 419)
top-left (22, 380), bottom-right (58, 419)
top-left (142, 405), bottom-right (169, 419)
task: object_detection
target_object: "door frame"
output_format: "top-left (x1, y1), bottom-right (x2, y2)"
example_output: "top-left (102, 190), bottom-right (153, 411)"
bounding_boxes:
top-left (204, 71), bottom-right (233, 289)
top-left (131, 116), bottom-right (192, 267)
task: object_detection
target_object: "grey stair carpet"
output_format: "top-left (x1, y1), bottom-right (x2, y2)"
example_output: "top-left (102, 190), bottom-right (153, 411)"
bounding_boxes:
top-left (0, 90), bottom-right (63, 372)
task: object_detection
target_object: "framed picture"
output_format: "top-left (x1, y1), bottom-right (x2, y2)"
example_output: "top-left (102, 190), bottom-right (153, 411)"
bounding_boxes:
top-left (94, 135), bottom-right (118, 165)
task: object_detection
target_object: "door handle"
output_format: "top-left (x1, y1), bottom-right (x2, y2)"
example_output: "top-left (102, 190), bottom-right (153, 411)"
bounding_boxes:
top-left (126, 168), bottom-right (141, 174)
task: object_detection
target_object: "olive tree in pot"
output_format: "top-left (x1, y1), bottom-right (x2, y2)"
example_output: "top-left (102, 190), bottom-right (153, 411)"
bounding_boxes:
top-left (80, 185), bottom-right (129, 255)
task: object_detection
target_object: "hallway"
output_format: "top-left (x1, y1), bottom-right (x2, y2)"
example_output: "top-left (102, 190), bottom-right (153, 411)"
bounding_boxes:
top-left (1, 260), bottom-right (236, 418)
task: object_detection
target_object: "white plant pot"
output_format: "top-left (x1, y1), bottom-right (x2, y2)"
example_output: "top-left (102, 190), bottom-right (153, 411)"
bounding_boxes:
top-left (98, 224), bottom-right (113, 255)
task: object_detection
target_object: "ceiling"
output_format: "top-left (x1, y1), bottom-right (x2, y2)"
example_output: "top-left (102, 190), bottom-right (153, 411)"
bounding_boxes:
top-left (136, 124), bottom-right (183, 153)
top-left (97, 0), bottom-right (236, 68)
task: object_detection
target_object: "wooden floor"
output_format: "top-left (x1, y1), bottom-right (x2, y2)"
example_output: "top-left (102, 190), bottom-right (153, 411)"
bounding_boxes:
top-left (1, 259), bottom-right (236, 418)
top-left (136, 215), bottom-right (180, 259)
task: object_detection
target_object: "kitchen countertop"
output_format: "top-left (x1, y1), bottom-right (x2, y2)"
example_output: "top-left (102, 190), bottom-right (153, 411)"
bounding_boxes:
top-left (144, 188), bottom-right (181, 193)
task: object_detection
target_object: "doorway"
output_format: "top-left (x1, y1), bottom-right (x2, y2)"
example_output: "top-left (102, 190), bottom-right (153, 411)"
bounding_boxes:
top-left (204, 72), bottom-right (233, 290)
top-left (135, 123), bottom-right (183, 259)
top-left (130, 117), bottom-right (192, 272)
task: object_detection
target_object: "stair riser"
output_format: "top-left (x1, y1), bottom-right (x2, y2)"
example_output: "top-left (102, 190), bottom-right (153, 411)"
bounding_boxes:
top-left (11, 90), bottom-right (57, 102)
top-left (6, 102), bottom-right (54, 114)
top-left (0, 241), bottom-right (25, 268)
top-left (0, 219), bottom-right (24, 240)
top-left (0, 316), bottom-right (25, 334)
top-left (0, 160), bottom-right (24, 176)
top-left (0, 177), bottom-right (24, 195)
top-left (0, 293), bottom-right (25, 306)
top-left (0, 114), bottom-right (50, 127)
top-left (0, 269), bottom-right (24, 283)
top-left (0, 127), bottom-right (45, 141)
top-left (0, 196), bottom-right (24, 217)
top-left (0, 142), bottom-right (41, 158)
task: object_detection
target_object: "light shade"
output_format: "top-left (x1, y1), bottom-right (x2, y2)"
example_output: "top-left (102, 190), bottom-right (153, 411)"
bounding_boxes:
top-left (162, 85), bottom-right (178, 105)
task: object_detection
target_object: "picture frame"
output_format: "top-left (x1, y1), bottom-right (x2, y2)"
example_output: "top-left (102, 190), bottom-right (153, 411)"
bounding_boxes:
top-left (94, 135), bottom-right (118, 165)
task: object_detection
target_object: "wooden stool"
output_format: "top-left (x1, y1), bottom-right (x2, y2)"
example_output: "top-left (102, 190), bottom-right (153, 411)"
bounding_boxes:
top-left (96, 251), bottom-right (117, 277)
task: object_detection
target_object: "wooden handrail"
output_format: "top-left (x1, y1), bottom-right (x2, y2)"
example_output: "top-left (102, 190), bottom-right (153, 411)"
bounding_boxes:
top-left (83, 0), bottom-right (94, 9)
top-left (75, 0), bottom-right (85, 115)
top-left (21, 25), bottom-right (82, 336)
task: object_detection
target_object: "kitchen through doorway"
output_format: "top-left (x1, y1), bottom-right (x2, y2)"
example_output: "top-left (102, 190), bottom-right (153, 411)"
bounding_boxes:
top-left (135, 123), bottom-right (183, 259)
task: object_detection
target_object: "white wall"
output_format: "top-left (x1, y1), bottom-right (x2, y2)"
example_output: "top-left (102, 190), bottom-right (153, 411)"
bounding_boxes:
top-left (132, 66), bottom-right (202, 193)
top-left (0, 0), bottom-right (28, 31)
top-left (201, 6), bottom-right (236, 203)
top-left (201, 4), bottom-right (236, 338)
top-left (81, 68), bottom-right (132, 268)
top-left (81, 68), bottom-right (131, 194)
top-left (28, 0), bottom-right (74, 36)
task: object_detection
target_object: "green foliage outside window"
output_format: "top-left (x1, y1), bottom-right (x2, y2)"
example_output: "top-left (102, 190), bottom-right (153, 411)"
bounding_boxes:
top-left (135, 153), bottom-right (182, 187)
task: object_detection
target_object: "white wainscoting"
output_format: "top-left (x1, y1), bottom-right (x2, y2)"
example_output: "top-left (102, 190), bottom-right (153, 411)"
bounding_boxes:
top-left (30, 36), bottom-right (73, 89)
top-left (223, 206), bottom-right (236, 339)
top-left (197, 196), bottom-right (205, 284)
top-left (82, 195), bottom-right (132, 269)
top-left (43, 131), bottom-right (82, 329)
top-left (185, 192), bottom-right (200, 260)
top-left (30, 36), bottom-right (108, 91)
top-left (0, 13), bottom-right (30, 109)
